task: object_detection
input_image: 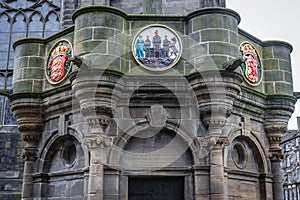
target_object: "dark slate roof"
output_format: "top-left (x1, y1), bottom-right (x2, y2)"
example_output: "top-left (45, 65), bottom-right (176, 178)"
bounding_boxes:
top-left (0, 125), bottom-right (19, 134)
top-left (281, 129), bottom-right (300, 143)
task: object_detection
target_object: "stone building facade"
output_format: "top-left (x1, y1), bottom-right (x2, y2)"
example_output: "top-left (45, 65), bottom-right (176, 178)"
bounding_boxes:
top-left (281, 117), bottom-right (300, 200)
top-left (1, 0), bottom-right (298, 199)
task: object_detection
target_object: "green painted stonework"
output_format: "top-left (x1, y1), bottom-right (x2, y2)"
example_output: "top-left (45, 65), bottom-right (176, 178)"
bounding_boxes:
top-left (75, 28), bottom-right (93, 43)
top-left (10, 5), bottom-right (297, 200)
top-left (201, 29), bottom-right (229, 42)
top-left (262, 59), bottom-right (279, 70)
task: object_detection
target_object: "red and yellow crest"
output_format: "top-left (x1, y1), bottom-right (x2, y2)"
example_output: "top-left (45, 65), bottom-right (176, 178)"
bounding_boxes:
top-left (239, 42), bottom-right (262, 86)
top-left (46, 40), bottom-right (73, 84)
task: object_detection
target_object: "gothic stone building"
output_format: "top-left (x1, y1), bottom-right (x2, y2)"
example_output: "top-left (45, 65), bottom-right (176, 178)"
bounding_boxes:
top-left (1, 0), bottom-right (298, 199)
top-left (281, 117), bottom-right (300, 200)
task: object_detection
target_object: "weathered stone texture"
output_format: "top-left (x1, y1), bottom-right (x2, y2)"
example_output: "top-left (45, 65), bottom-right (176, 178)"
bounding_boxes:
top-left (8, 3), bottom-right (296, 200)
top-left (0, 128), bottom-right (24, 200)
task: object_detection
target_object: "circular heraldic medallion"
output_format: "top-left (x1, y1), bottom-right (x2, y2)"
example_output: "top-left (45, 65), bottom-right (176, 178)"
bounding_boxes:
top-left (132, 24), bottom-right (182, 71)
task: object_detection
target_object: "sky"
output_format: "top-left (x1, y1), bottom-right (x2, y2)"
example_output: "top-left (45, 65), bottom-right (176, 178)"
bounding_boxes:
top-left (226, 0), bottom-right (300, 130)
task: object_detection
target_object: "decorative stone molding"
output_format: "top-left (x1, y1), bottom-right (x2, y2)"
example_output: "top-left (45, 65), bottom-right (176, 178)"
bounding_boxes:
top-left (83, 135), bottom-right (114, 150)
top-left (71, 68), bottom-right (123, 135)
top-left (216, 136), bottom-right (230, 146)
top-left (268, 149), bottom-right (283, 161)
top-left (81, 105), bottom-right (113, 133)
top-left (188, 70), bottom-right (242, 133)
top-left (21, 148), bottom-right (38, 161)
top-left (264, 95), bottom-right (296, 149)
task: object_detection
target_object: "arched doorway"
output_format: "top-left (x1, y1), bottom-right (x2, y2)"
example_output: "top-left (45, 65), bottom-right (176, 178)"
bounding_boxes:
top-left (118, 127), bottom-right (194, 200)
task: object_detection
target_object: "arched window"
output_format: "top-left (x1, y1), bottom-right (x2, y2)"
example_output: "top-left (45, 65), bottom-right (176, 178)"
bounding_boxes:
top-left (0, 0), bottom-right (61, 125)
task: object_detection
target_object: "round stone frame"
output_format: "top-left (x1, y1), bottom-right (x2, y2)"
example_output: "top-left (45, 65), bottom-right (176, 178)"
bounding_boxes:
top-left (232, 142), bottom-right (248, 169)
top-left (132, 24), bottom-right (182, 72)
top-left (61, 141), bottom-right (77, 168)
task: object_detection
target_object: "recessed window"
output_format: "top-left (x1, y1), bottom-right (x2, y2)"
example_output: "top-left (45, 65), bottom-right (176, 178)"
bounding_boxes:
top-left (232, 142), bottom-right (247, 169)
top-left (61, 143), bottom-right (77, 168)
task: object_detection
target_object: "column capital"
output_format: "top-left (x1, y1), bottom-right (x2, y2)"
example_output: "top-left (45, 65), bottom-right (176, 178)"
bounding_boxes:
top-left (83, 135), bottom-right (113, 150)
top-left (268, 149), bottom-right (283, 162)
top-left (22, 147), bottom-right (38, 161)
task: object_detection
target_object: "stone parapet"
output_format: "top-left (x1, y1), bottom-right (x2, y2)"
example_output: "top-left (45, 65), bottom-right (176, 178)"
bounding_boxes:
top-left (262, 41), bottom-right (294, 95)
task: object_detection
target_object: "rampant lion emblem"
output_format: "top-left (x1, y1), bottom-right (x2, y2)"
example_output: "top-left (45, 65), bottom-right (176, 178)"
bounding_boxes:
top-left (239, 42), bottom-right (262, 86)
top-left (46, 40), bottom-right (72, 84)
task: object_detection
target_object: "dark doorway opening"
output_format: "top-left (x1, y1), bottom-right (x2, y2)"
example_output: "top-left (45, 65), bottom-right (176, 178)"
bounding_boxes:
top-left (128, 176), bottom-right (184, 200)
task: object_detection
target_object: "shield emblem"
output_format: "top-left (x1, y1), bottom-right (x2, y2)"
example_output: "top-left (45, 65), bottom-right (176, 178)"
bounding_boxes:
top-left (239, 42), bottom-right (262, 86)
top-left (46, 40), bottom-right (72, 84)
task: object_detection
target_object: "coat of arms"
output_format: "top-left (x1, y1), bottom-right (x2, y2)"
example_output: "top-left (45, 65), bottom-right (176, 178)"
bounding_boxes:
top-left (46, 40), bottom-right (72, 84)
top-left (239, 42), bottom-right (262, 86)
top-left (132, 24), bottom-right (182, 71)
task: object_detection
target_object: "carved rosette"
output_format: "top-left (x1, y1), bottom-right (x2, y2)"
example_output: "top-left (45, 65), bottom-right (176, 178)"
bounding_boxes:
top-left (188, 70), bottom-right (242, 134)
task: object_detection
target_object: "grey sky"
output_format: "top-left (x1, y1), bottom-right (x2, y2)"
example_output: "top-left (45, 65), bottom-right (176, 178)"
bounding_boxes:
top-left (226, 0), bottom-right (300, 129)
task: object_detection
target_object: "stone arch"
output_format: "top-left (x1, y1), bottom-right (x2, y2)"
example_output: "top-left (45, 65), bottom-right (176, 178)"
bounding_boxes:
top-left (226, 129), bottom-right (270, 199)
top-left (35, 128), bottom-right (86, 199)
top-left (38, 127), bottom-right (87, 173)
top-left (108, 120), bottom-right (198, 171)
top-left (28, 11), bottom-right (44, 37)
top-left (226, 128), bottom-right (269, 173)
top-left (44, 10), bottom-right (60, 37)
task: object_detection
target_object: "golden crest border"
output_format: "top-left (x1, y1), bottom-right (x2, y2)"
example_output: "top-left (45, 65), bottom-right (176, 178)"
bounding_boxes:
top-left (239, 41), bottom-right (263, 87)
top-left (45, 39), bottom-right (73, 85)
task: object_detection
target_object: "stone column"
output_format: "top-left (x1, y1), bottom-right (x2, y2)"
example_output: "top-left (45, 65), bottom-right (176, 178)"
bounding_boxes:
top-left (209, 137), bottom-right (229, 200)
top-left (84, 134), bottom-right (113, 200)
top-left (264, 124), bottom-right (286, 200)
top-left (71, 68), bottom-right (122, 200)
top-left (21, 143), bottom-right (39, 199)
top-left (81, 106), bottom-right (114, 200)
top-left (188, 70), bottom-right (242, 200)
top-left (264, 95), bottom-right (296, 200)
top-left (9, 96), bottom-right (43, 200)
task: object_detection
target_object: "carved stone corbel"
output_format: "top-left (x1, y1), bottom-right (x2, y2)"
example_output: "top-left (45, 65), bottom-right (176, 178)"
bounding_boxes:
top-left (264, 95), bottom-right (296, 149)
top-left (81, 105), bottom-right (113, 134)
top-left (188, 70), bottom-right (242, 135)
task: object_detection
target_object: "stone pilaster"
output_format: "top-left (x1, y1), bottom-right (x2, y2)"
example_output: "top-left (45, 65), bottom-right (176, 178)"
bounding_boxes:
top-left (84, 135), bottom-right (113, 200)
top-left (264, 94), bottom-right (296, 200)
top-left (71, 68), bottom-right (122, 200)
top-left (188, 70), bottom-right (242, 200)
top-left (71, 68), bottom-right (123, 134)
top-left (210, 137), bottom-right (229, 200)
top-left (9, 95), bottom-right (43, 200)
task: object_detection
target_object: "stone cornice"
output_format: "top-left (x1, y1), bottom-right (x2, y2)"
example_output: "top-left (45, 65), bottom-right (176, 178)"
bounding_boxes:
top-left (263, 40), bottom-right (293, 53)
top-left (72, 5), bottom-right (240, 24)
top-left (186, 7), bottom-right (240, 23)
top-left (239, 28), bottom-right (293, 53)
